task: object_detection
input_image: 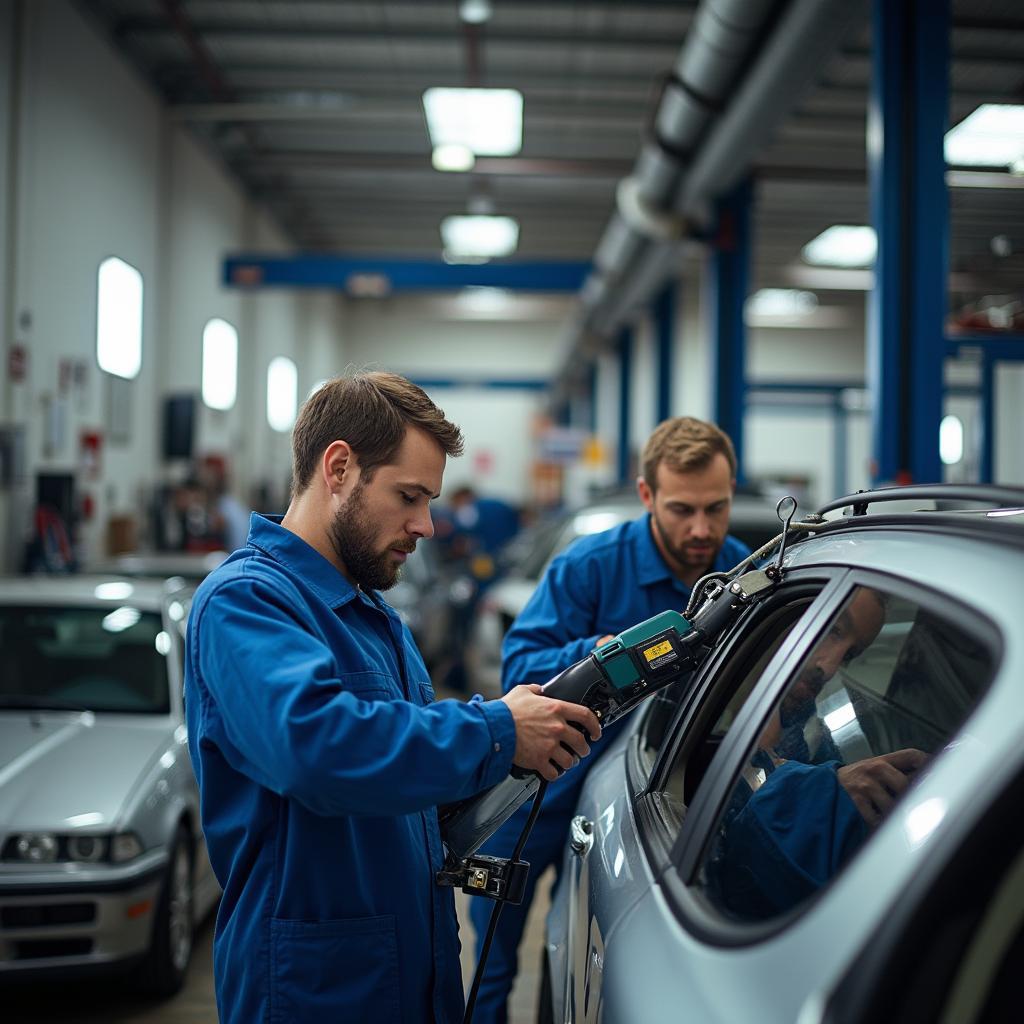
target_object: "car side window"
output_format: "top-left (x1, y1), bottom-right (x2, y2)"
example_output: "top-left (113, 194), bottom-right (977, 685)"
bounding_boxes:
top-left (640, 590), bottom-right (819, 817)
top-left (694, 585), bottom-right (995, 924)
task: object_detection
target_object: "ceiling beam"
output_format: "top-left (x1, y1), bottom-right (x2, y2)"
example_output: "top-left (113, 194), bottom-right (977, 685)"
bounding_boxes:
top-left (118, 24), bottom-right (686, 54)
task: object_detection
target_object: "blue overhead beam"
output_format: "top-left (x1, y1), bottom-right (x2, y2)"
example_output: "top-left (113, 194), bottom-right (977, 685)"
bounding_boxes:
top-left (617, 327), bottom-right (634, 484)
top-left (709, 177), bottom-right (752, 483)
top-left (653, 284), bottom-right (676, 423)
top-left (867, 0), bottom-right (949, 485)
top-left (223, 255), bottom-right (591, 292)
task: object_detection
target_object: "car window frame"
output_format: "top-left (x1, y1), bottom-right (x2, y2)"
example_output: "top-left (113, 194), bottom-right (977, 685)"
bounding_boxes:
top-left (655, 566), bottom-right (1004, 948)
top-left (627, 567), bottom-right (850, 874)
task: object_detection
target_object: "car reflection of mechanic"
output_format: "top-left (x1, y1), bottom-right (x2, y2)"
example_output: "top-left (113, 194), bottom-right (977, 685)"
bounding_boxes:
top-left (184, 373), bottom-right (600, 1024)
top-left (712, 589), bottom-right (928, 920)
top-left (470, 416), bottom-right (751, 1024)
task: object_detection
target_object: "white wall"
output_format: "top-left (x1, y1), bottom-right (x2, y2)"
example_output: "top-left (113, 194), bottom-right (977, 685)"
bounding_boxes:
top-left (628, 312), bottom-right (656, 465)
top-left (673, 266), bottom-right (712, 421)
top-left (1, 1), bottom-right (345, 567)
top-left (995, 363), bottom-right (1024, 485)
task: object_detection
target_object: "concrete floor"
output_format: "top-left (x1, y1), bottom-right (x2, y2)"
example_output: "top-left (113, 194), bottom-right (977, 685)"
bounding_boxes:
top-left (2, 867), bottom-right (554, 1024)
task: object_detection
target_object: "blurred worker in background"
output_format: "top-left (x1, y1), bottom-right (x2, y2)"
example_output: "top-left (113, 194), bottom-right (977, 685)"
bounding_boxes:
top-left (435, 484), bottom-right (523, 690)
top-left (470, 415), bottom-right (752, 1024)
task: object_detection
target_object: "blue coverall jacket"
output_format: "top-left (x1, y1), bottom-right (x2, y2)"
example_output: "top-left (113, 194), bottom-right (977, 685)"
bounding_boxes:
top-left (469, 514), bottom-right (750, 1024)
top-left (184, 514), bottom-right (516, 1024)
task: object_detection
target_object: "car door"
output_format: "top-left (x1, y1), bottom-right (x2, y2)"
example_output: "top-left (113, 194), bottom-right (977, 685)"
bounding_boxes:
top-left (586, 570), bottom-right (1001, 1023)
top-left (556, 569), bottom-right (847, 1023)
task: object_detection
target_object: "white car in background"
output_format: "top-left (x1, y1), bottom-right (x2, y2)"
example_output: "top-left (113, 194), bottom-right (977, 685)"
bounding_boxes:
top-left (0, 576), bottom-right (218, 995)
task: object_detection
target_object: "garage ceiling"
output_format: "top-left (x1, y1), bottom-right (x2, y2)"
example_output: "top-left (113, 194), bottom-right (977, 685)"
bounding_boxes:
top-left (79, 0), bottom-right (1024, 313)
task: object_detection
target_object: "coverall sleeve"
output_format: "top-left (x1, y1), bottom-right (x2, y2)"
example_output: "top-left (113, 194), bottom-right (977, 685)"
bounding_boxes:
top-left (501, 548), bottom-right (605, 692)
top-left (190, 575), bottom-right (516, 818)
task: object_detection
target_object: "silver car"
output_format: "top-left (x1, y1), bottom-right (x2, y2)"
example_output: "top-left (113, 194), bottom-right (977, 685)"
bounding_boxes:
top-left (543, 486), bottom-right (1024, 1024)
top-left (0, 576), bottom-right (218, 994)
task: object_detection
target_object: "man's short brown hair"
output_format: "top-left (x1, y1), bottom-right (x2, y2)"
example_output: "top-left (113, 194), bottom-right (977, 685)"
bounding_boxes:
top-left (290, 372), bottom-right (464, 494)
top-left (641, 416), bottom-right (737, 492)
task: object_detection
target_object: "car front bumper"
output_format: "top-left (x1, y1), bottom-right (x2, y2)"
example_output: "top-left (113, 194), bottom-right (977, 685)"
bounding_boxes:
top-left (0, 851), bottom-right (167, 977)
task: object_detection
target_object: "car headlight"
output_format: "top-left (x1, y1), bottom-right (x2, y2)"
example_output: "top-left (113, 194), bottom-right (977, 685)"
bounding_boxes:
top-left (67, 834), bottom-right (107, 863)
top-left (2, 831), bottom-right (143, 864)
top-left (15, 832), bottom-right (58, 863)
top-left (110, 832), bottom-right (144, 863)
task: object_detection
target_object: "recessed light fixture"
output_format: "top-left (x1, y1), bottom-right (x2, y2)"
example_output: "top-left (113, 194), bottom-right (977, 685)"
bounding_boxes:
top-left (745, 288), bottom-right (818, 318)
top-left (432, 143), bottom-right (475, 172)
top-left (802, 225), bottom-right (877, 268)
top-left (441, 215), bottom-right (519, 259)
top-left (423, 88), bottom-right (523, 156)
top-left (945, 104), bottom-right (1024, 168)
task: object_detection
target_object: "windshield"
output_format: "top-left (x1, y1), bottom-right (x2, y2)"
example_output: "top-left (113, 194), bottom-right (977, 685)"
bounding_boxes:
top-left (0, 605), bottom-right (171, 714)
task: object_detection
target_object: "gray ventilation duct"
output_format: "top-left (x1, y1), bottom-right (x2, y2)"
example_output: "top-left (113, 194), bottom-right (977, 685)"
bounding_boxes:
top-left (566, 0), bottom-right (868, 377)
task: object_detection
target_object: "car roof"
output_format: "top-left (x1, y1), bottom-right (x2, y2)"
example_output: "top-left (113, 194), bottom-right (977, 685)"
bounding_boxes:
top-left (89, 550), bottom-right (228, 581)
top-left (0, 575), bottom-right (181, 609)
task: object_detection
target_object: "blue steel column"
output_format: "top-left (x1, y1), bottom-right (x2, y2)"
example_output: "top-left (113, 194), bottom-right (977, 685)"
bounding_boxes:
top-left (709, 178), bottom-right (752, 482)
top-left (868, 0), bottom-right (949, 484)
top-left (617, 327), bottom-right (633, 484)
top-left (653, 284), bottom-right (676, 423)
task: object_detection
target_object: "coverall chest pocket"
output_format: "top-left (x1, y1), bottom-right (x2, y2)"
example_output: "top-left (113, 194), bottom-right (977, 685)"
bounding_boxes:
top-left (341, 669), bottom-right (402, 701)
top-left (269, 914), bottom-right (400, 1023)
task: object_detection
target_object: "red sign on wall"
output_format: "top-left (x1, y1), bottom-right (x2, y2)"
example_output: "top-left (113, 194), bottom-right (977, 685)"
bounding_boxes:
top-left (8, 344), bottom-right (27, 383)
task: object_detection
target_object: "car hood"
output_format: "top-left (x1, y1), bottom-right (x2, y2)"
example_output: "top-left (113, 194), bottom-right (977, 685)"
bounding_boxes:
top-left (0, 711), bottom-right (173, 831)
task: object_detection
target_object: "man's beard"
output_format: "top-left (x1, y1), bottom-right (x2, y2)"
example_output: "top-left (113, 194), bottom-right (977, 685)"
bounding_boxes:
top-left (651, 509), bottom-right (721, 570)
top-left (328, 482), bottom-right (413, 592)
top-left (781, 665), bottom-right (826, 725)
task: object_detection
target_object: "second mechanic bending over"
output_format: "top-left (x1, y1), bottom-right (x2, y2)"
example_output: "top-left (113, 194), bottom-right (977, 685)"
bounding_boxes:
top-left (469, 416), bottom-right (752, 1023)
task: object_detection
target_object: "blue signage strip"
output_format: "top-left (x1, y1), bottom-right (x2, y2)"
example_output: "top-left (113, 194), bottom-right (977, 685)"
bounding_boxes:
top-left (223, 255), bottom-right (591, 292)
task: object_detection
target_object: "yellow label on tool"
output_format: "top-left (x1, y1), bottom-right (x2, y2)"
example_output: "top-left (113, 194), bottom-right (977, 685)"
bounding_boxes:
top-left (643, 640), bottom-right (673, 662)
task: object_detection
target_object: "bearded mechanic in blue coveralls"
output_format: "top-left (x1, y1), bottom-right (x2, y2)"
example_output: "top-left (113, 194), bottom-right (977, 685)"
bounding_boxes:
top-left (184, 372), bottom-right (601, 1024)
top-left (470, 416), bottom-right (752, 1023)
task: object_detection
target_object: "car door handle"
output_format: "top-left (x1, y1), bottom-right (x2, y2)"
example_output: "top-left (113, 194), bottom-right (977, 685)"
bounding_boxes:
top-left (569, 815), bottom-right (594, 856)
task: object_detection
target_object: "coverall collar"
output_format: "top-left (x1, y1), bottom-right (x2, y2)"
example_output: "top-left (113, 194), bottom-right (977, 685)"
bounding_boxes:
top-left (246, 513), bottom-right (360, 610)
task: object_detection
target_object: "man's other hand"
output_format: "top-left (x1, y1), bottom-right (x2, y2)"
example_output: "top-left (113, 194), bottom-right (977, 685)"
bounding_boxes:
top-left (837, 747), bottom-right (928, 827)
top-left (501, 684), bottom-right (603, 782)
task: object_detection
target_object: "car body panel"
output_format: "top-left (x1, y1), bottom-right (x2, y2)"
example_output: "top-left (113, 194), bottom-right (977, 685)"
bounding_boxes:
top-left (0, 715), bottom-right (172, 829)
top-left (546, 507), bottom-right (1024, 1023)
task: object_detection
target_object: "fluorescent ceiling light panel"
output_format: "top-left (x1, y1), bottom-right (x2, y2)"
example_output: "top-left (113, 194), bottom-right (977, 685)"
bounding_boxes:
top-left (802, 225), bottom-right (877, 268)
top-left (423, 88), bottom-right (523, 155)
top-left (459, 0), bottom-right (493, 24)
top-left (441, 215), bottom-right (519, 258)
top-left (432, 143), bottom-right (475, 172)
top-left (945, 104), bottom-right (1024, 167)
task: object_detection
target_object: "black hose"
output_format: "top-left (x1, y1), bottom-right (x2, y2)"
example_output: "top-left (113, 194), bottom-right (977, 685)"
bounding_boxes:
top-left (462, 779), bottom-right (549, 1024)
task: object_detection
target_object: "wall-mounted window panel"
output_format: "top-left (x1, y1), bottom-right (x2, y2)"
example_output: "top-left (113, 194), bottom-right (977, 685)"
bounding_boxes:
top-left (202, 318), bottom-right (238, 411)
top-left (267, 357), bottom-right (298, 432)
top-left (96, 257), bottom-right (143, 379)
